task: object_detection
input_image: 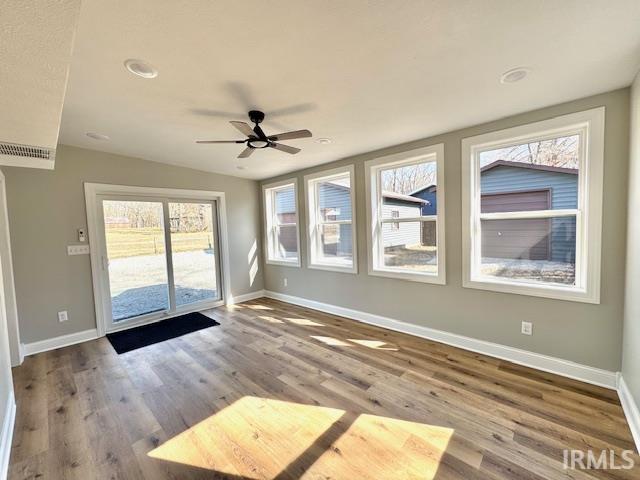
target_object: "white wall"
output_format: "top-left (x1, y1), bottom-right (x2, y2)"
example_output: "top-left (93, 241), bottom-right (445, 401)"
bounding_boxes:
top-left (622, 73), bottom-right (640, 412)
top-left (0, 210), bottom-right (15, 479)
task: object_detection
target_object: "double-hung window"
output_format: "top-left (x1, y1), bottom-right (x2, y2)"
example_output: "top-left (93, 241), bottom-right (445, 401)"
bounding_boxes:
top-left (365, 144), bottom-right (446, 284)
top-left (305, 165), bottom-right (357, 273)
top-left (461, 107), bottom-right (605, 303)
top-left (263, 179), bottom-right (301, 266)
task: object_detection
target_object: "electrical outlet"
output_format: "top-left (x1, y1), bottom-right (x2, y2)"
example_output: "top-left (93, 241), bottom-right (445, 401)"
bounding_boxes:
top-left (521, 321), bottom-right (533, 335)
top-left (283, 277), bottom-right (288, 287)
top-left (58, 311), bottom-right (69, 322)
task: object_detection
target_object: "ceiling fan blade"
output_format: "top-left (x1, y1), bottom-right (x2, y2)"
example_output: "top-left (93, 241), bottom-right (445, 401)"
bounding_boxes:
top-left (230, 121), bottom-right (256, 138)
top-left (270, 143), bottom-right (301, 155)
top-left (268, 129), bottom-right (312, 141)
top-left (196, 140), bottom-right (245, 144)
top-left (238, 147), bottom-right (255, 158)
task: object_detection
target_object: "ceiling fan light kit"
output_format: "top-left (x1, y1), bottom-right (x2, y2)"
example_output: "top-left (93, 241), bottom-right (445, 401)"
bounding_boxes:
top-left (196, 110), bottom-right (312, 158)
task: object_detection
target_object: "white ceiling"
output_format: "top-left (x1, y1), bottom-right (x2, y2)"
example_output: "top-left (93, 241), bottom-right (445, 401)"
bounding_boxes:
top-left (60, 0), bottom-right (640, 180)
top-left (0, 0), bottom-right (80, 152)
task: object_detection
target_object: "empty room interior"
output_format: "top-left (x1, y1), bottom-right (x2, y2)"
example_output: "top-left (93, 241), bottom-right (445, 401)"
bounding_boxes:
top-left (2, 1), bottom-right (640, 479)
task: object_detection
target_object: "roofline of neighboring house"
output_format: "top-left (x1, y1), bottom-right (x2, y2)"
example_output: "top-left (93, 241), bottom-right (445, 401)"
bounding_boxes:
top-left (382, 191), bottom-right (428, 204)
top-left (408, 184), bottom-right (437, 196)
top-left (480, 159), bottom-right (578, 175)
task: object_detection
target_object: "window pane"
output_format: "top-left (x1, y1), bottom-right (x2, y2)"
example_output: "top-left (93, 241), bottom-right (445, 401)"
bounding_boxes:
top-left (275, 225), bottom-right (298, 260)
top-left (380, 160), bottom-right (437, 218)
top-left (103, 200), bottom-right (169, 321)
top-left (169, 202), bottom-right (219, 307)
top-left (317, 223), bottom-right (353, 265)
top-left (318, 174), bottom-right (352, 221)
top-left (480, 216), bottom-right (576, 285)
top-left (274, 186), bottom-right (296, 225)
top-left (479, 134), bottom-right (579, 213)
top-left (382, 220), bottom-right (437, 273)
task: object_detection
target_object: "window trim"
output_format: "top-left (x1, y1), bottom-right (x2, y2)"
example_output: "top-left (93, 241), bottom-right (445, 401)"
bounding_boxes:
top-left (461, 107), bottom-right (605, 303)
top-left (304, 165), bottom-right (358, 274)
top-left (365, 143), bottom-right (446, 285)
top-left (262, 178), bottom-right (301, 268)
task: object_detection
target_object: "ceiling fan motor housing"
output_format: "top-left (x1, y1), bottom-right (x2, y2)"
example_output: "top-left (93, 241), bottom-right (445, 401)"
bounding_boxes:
top-left (248, 110), bottom-right (265, 124)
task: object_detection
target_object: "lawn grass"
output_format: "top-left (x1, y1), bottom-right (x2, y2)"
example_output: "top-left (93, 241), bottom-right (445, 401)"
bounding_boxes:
top-left (105, 228), bottom-right (214, 259)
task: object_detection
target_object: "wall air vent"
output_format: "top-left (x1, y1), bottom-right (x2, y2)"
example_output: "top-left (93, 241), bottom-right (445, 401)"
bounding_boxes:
top-left (0, 141), bottom-right (56, 169)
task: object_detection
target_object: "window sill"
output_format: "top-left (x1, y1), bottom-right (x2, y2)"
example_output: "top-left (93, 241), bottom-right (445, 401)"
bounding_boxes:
top-left (368, 267), bottom-right (445, 285)
top-left (308, 262), bottom-right (357, 274)
top-left (463, 276), bottom-right (599, 304)
top-left (266, 258), bottom-right (301, 268)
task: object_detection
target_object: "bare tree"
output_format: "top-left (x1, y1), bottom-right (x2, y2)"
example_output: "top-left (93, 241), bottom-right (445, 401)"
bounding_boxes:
top-left (103, 201), bottom-right (211, 232)
top-left (493, 134), bottom-right (579, 169)
top-left (381, 163), bottom-right (437, 194)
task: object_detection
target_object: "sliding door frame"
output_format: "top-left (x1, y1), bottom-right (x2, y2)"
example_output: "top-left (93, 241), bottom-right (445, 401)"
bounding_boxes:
top-left (84, 183), bottom-right (232, 337)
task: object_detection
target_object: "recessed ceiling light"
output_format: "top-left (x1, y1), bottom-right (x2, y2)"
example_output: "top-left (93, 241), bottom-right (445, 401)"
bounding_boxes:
top-left (316, 138), bottom-right (332, 144)
top-left (500, 67), bottom-right (530, 84)
top-left (86, 132), bottom-right (110, 141)
top-left (124, 58), bottom-right (158, 79)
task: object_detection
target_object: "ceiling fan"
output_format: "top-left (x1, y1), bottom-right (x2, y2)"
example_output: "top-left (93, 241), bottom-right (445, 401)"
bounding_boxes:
top-left (196, 110), bottom-right (312, 158)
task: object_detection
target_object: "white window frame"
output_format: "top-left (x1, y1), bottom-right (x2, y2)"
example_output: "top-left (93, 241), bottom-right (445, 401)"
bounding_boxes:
top-left (304, 165), bottom-right (358, 274)
top-left (365, 144), bottom-right (446, 285)
top-left (263, 178), bottom-right (301, 267)
top-left (461, 107), bottom-right (605, 304)
top-left (84, 183), bottom-right (232, 337)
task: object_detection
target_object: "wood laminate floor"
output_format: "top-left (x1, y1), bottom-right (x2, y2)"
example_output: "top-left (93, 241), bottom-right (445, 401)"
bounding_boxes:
top-left (8, 298), bottom-right (640, 479)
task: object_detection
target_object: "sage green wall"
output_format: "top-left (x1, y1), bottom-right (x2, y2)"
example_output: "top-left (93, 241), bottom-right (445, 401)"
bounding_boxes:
top-left (262, 88), bottom-right (630, 371)
top-left (623, 74), bottom-right (640, 402)
top-left (2, 145), bottom-right (264, 344)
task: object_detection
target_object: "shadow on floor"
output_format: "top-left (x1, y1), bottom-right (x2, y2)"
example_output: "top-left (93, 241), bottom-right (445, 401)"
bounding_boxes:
top-left (112, 284), bottom-right (217, 321)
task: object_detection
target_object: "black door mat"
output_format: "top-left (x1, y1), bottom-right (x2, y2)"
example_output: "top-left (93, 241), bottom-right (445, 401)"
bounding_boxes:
top-left (106, 311), bottom-right (219, 354)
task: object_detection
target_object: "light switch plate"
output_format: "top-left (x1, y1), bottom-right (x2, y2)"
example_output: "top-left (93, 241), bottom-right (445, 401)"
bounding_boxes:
top-left (58, 311), bottom-right (68, 322)
top-left (68, 245), bottom-right (90, 255)
top-left (521, 321), bottom-right (533, 335)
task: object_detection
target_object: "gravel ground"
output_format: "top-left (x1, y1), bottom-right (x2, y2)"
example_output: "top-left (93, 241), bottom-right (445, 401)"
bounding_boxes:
top-left (480, 257), bottom-right (575, 285)
top-left (380, 245), bottom-right (574, 284)
top-left (384, 245), bottom-right (438, 273)
top-left (109, 250), bottom-right (218, 321)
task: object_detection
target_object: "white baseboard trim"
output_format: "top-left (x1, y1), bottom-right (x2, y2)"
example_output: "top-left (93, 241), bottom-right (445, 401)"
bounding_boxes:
top-left (227, 290), bottom-right (266, 305)
top-left (20, 292), bottom-right (265, 357)
top-left (22, 328), bottom-right (98, 357)
top-left (0, 392), bottom-right (16, 480)
top-left (263, 290), bottom-right (619, 390)
top-left (618, 375), bottom-right (640, 453)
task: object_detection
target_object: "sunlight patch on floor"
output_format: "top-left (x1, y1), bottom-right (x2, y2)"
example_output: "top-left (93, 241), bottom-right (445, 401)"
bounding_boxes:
top-left (148, 396), bottom-right (453, 479)
top-left (310, 335), bottom-right (352, 346)
top-left (258, 315), bottom-right (285, 324)
top-left (348, 339), bottom-right (399, 351)
top-left (246, 304), bottom-right (273, 310)
top-left (309, 335), bottom-right (399, 350)
top-left (285, 317), bottom-right (326, 327)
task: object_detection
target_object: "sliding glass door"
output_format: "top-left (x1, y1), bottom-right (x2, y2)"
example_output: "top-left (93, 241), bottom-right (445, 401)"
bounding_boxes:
top-left (169, 202), bottom-right (220, 307)
top-left (97, 195), bottom-right (222, 332)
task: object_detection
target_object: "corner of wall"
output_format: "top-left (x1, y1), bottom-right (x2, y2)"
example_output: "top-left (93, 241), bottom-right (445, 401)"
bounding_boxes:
top-left (0, 390), bottom-right (16, 480)
top-left (620, 70), bottom-right (640, 454)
